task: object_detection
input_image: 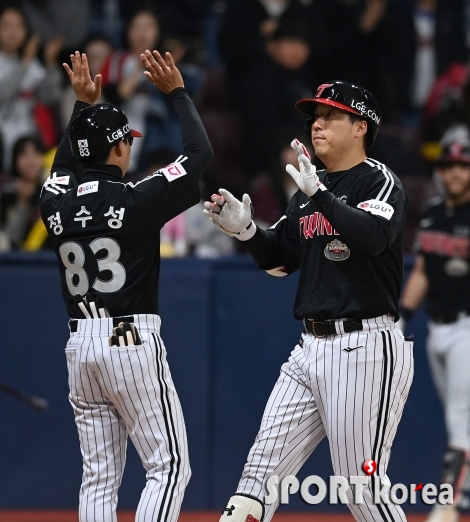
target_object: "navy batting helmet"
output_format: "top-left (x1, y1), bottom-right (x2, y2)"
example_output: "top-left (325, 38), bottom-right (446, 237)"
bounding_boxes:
top-left (70, 104), bottom-right (142, 159)
top-left (296, 81), bottom-right (381, 147)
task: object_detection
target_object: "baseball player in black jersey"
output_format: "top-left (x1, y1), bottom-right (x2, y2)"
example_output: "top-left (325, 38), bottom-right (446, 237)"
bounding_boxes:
top-left (204, 81), bottom-right (413, 522)
top-left (40, 50), bottom-right (213, 522)
top-left (401, 142), bottom-right (470, 522)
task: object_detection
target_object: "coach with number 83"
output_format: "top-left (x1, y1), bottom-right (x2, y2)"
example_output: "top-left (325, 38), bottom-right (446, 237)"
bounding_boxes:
top-left (39, 49), bottom-right (213, 522)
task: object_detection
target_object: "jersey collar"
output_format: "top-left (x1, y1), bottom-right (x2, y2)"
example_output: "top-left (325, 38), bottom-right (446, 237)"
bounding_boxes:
top-left (82, 164), bottom-right (123, 182)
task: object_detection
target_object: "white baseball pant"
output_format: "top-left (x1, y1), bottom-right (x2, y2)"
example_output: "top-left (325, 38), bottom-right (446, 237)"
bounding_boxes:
top-left (65, 314), bottom-right (190, 522)
top-left (235, 315), bottom-right (414, 522)
top-left (427, 314), bottom-right (470, 451)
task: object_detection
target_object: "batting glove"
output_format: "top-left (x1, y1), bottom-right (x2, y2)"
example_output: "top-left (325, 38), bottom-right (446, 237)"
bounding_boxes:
top-left (72, 294), bottom-right (110, 319)
top-left (109, 322), bottom-right (142, 347)
top-left (202, 188), bottom-right (256, 241)
top-left (285, 138), bottom-right (322, 197)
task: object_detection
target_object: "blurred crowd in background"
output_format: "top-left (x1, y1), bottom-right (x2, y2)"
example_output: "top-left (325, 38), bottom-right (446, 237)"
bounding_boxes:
top-left (0, 0), bottom-right (470, 255)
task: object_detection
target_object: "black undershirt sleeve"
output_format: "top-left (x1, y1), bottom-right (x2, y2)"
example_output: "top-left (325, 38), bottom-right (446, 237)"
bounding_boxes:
top-left (167, 87), bottom-right (213, 177)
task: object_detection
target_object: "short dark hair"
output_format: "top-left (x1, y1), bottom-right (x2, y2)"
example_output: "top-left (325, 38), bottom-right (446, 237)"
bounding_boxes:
top-left (77, 150), bottom-right (111, 166)
top-left (349, 114), bottom-right (369, 147)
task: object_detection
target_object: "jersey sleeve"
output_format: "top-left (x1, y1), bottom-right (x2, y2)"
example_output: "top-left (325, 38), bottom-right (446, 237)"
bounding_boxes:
top-left (40, 100), bottom-right (88, 211)
top-left (355, 163), bottom-right (408, 245)
top-left (244, 200), bottom-right (299, 276)
top-left (311, 165), bottom-right (407, 256)
top-left (129, 88), bottom-right (214, 232)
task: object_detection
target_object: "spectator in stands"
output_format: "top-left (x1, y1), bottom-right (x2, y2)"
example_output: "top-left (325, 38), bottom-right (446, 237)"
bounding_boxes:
top-left (313, 0), bottom-right (389, 117)
top-left (218, 0), bottom-right (318, 182)
top-left (60, 35), bottom-right (113, 130)
top-left (250, 140), bottom-right (303, 228)
top-left (101, 7), bottom-right (205, 173)
top-left (386, 0), bottom-right (468, 126)
top-left (140, 30), bottom-right (205, 172)
top-left (100, 8), bottom-right (161, 172)
top-left (21, 0), bottom-right (91, 52)
top-left (0, 5), bottom-right (62, 171)
top-left (0, 136), bottom-right (46, 251)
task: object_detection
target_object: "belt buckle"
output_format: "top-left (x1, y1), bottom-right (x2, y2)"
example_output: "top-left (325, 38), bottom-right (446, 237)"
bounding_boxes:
top-left (311, 320), bottom-right (326, 338)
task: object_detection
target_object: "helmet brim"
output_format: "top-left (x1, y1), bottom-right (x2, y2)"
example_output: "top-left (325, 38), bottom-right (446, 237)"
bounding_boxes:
top-left (131, 129), bottom-right (143, 138)
top-left (295, 98), bottom-right (362, 118)
top-left (436, 153), bottom-right (470, 166)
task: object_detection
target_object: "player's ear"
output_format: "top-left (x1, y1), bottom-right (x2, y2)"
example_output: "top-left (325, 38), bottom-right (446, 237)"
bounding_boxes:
top-left (114, 141), bottom-right (124, 158)
top-left (355, 120), bottom-right (367, 140)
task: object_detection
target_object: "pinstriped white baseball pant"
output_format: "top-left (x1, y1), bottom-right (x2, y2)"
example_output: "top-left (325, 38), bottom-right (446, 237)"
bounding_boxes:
top-left (236, 315), bottom-right (414, 522)
top-left (65, 314), bottom-right (190, 522)
top-left (427, 315), bottom-right (470, 452)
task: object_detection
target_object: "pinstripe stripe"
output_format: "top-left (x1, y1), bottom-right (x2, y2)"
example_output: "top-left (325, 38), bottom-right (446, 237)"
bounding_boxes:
top-left (152, 333), bottom-right (181, 522)
top-left (370, 332), bottom-right (395, 522)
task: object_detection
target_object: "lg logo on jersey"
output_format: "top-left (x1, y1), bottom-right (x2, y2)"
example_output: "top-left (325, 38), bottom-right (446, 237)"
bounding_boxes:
top-left (264, 474), bottom-right (453, 506)
top-left (357, 200), bottom-right (394, 221)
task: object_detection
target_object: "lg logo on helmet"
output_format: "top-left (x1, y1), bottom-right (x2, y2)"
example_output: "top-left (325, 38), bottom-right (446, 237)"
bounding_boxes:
top-left (351, 100), bottom-right (380, 124)
top-left (107, 123), bottom-right (130, 143)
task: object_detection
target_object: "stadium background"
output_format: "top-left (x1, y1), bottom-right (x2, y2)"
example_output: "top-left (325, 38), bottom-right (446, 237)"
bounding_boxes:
top-left (1, 0), bottom-right (469, 519)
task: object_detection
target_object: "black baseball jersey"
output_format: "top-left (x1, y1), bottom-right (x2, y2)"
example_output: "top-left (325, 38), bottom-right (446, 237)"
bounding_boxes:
top-left (416, 198), bottom-right (470, 316)
top-left (40, 89), bottom-right (213, 318)
top-left (245, 158), bottom-right (408, 320)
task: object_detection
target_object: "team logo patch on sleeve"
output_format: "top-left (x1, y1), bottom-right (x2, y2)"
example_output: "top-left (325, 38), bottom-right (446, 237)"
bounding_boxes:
top-left (357, 199), bottom-right (394, 220)
top-left (160, 161), bottom-right (188, 182)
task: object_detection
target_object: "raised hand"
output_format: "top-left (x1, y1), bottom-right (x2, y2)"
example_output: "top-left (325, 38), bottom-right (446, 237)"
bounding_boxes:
top-left (44, 36), bottom-right (63, 67)
top-left (22, 34), bottom-right (40, 65)
top-left (285, 139), bottom-right (321, 197)
top-left (63, 51), bottom-right (102, 105)
top-left (140, 50), bottom-right (184, 94)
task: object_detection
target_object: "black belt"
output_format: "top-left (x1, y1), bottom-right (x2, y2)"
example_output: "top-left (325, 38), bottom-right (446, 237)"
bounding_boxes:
top-left (429, 310), bottom-right (469, 325)
top-left (69, 316), bottom-right (134, 333)
top-left (304, 318), bottom-right (363, 338)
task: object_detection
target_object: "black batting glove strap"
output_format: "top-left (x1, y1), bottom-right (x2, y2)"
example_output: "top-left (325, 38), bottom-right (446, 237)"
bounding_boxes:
top-left (109, 322), bottom-right (142, 347)
top-left (72, 293), bottom-right (110, 319)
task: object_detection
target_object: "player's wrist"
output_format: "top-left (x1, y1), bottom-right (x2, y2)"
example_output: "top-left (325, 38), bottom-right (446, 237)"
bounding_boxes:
top-left (235, 221), bottom-right (256, 241)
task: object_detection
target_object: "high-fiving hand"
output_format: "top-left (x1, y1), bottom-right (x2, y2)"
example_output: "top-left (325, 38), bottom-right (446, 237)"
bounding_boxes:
top-left (140, 50), bottom-right (184, 94)
top-left (285, 139), bottom-right (322, 197)
top-left (63, 51), bottom-right (102, 105)
top-left (203, 188), bottom-right (256, 241)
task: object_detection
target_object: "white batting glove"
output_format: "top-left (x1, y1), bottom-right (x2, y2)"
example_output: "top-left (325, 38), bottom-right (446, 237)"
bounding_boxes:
top-left (203, 188), bottom-right (256, 241)
top-left (285, 138), bottom-right (322, 197)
